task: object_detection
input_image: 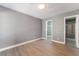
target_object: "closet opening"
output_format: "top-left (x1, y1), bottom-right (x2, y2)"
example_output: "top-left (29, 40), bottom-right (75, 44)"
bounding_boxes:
top-left (65, 17), bottom-right (76, 47)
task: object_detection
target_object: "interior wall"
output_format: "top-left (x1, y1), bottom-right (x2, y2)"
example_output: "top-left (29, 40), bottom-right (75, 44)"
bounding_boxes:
top-left (42, 9), bottom-right (79, 45)
top-left (0, 6), bottom-right (42, 49)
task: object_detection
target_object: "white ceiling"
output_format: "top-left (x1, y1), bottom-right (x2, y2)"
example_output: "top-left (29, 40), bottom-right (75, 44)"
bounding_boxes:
top-left (0, 3), bottom-right (79, 19)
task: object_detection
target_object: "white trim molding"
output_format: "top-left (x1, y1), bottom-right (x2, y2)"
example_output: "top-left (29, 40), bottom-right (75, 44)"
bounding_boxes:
top-left (41, 37), bottom-right (46, 40)
top-left (52, 40), bottom-right (65, 44)
top-left (0, 37), bottom-right (42, 52)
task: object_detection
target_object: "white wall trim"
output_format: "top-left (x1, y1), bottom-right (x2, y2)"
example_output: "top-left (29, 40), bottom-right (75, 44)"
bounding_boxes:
top-left (0, 37), bottom-right (42, 52)
top-left (41, 37), bottom-right (46, 40)
top-left (42, 37), bottom-right (65, 45)
top-left (52, 40), bottom-right (65, 44)
top-left (76, 15), bottom-right (79, 48)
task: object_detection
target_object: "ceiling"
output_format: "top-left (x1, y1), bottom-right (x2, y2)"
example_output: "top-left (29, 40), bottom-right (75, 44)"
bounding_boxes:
top-left (0, 3), bottom-right (79, 19)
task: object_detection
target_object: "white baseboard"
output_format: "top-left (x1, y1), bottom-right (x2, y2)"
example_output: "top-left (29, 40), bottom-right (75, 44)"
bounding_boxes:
top-left (40, 37), bottom-right (65, 44)
top-left (52, 40), bottom-right (65, 44)
top-left (76, 43), bottom-right (79, 48)
top-left (41, 37), bottom-right (46, 40)
top-left (0, 37), bottom-right (42, 52)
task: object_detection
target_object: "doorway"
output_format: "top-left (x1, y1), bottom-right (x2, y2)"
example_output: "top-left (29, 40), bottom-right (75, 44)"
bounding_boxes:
top-left (64, 15), bottom-right (78, 48)
top-left (46, 20), bottom-right (53, 41)
top-left (66, 17), bottom-right (76, 47)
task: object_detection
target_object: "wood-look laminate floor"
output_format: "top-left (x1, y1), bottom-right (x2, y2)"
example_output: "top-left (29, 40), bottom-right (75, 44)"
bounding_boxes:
top-left (0, 39), bottom-right (79, 56)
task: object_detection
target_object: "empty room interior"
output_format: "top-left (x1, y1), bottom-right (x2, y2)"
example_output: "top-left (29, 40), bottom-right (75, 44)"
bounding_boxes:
top-left (0, 3), bottom-right (79, 56)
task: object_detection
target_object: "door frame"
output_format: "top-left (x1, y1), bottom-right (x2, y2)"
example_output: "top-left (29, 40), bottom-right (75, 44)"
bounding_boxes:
top-left (64, 15), bottom-right (79, 48)
top-left (46, 20), bottom-right (53, 41)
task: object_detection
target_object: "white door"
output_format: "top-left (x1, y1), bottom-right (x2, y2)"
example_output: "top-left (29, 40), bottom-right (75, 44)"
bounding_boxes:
top-left (46, 20), bottom-right (53, 41)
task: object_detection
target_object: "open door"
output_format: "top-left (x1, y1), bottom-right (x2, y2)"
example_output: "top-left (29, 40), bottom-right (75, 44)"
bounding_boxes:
top-left (66, 17), bottom-right (76, 47)
top-left (46, 20), bottom-right (53, 41)
top-left (64, 15), bottom-right (79, 48)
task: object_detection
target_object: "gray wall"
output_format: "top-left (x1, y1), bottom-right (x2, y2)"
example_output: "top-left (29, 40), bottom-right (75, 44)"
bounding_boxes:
top-left (0, 6), bottom-right (42, 49)
top-left (42, 9), bottom-right (79, 43)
